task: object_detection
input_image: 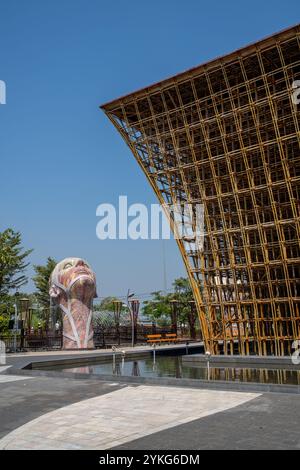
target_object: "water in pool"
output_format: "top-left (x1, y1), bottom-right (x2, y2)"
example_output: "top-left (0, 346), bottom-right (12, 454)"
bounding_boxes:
top-left (57, 354), bottom-right (300, 385)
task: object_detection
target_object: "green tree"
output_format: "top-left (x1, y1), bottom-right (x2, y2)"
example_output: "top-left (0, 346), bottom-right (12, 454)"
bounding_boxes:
top-left (143, 291), bottom-right (174, 326)
top-left (143, 278), bottom-right (199, 338)
top-left (0, 314), bottom-right (9, 332)
top-left (0, 294), bottom-right (15, 317)
top-left (173, 277), bottom-right (197, 338)
top-left (94, 296), bottom-right (119, 313)
top-left (0, 228), bottom-right (32, 296)
top-left (33, 257), bottom-right (57, 308)
top-left (173, 277), bottom-right (193, 302)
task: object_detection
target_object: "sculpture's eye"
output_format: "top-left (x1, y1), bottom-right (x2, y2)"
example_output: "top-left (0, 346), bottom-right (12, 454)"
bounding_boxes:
top-left (63, 262), bottom-right (72, 269)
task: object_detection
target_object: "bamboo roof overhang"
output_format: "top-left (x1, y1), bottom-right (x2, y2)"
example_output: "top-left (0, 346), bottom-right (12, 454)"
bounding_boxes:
top-left (100, 23), bottom-right (300, 118)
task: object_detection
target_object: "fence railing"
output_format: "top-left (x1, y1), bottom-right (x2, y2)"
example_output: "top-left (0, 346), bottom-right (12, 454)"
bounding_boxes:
top-left (0, 332), bottom-right (62, 352)
top-left (93, 324), bottom-right (174, 348)
top-left (0, 324), bottom-right (200, 352)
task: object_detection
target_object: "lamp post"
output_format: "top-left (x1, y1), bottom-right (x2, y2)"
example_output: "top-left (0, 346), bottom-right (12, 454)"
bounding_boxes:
top-left (13, 291), bottom-right (20, 352)
top-left (19, 297), bottom-right (29, 350)
top-left (113, 300), bottom-right (122, 345)
top-left (170, 299), bottom-right (178, 335)
top-left (112, 345), bottom-right (116, 374)
top-left (126, 290), bottom-right (135, 347)
top-left (206, 350), bottom-right (211, 380)
top-left (127, 292), bottom-right (139, 348)
top-left (19, 298), bottom-right (30, 327)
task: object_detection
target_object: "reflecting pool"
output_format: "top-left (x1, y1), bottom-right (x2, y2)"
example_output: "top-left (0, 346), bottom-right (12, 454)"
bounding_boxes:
top-left (55, 354), bottom-right (300, 385)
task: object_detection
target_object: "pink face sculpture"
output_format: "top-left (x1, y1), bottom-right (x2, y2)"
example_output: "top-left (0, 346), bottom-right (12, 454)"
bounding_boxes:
top-left (49, 258), bottom-right (97, 349)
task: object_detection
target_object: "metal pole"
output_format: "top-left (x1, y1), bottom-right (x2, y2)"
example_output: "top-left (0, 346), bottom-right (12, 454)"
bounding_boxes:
top-left (112, 346), bottom-right (116, 374)
top-left (131, 309), bottom-right (134, 347)
top-left (127, 292), bottom-right (139, 348)
top-left (152, 344), bottom-right (156, 371)
top-left (132, 300), bottom-right (140, 347)
top-left (206, 350), bottom-right (211, 381)
top-left (126, 289), bottom-right (134, 348)
top-left (113, 300), bottom-right (122, 345)
top-left (13, 293), bottom-right (19, 353)
top-left (128, 299), bottom-right (134, 348)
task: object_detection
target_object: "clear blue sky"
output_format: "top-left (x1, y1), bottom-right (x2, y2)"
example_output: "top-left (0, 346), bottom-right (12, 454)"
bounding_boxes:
top-left (0, 0), bottom-right (299, 299)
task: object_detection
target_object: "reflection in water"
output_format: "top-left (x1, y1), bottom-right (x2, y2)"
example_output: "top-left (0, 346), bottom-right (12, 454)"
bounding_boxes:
top-left (131, 361), bottom-right (140, 377)
top-left (59, 355), bottom-right (300, 385)
top-left (112, 362), bottom-right (121, 376)
top-left (66, 366), bottom-right (91, 374)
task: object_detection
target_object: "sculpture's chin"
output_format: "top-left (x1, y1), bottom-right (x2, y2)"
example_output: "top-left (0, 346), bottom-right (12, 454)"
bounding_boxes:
top-left (70, 275), bottom-right (95, 298)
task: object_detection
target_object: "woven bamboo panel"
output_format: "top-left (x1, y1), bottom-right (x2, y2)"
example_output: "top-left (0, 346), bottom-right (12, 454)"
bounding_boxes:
top-left (101, 25), bottom-right (300, 355)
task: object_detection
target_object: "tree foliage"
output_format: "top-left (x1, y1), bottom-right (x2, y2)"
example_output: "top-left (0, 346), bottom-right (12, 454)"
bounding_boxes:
top-left (33, 257), bottom-right (57, 307)
top-left (172, 277), bottom-right (193, 321)
top-left (142, 291), bottom-right (174, 326)
top-left (94, 296), bottom-right (119, 313)
top-left (142, 278), bottom-right (198, 337)
top-left (0, 228), bottom-right (32, 296)
top-left (0, 314), bottom-right (9, 332)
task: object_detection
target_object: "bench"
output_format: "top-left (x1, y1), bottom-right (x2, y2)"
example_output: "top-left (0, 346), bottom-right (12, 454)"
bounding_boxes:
top-left (146, 334), bottom-right (162, 344)
top-left (160, 333), bottom-right (179, 343)
top-left (146, 333), bottom-right (179, 344)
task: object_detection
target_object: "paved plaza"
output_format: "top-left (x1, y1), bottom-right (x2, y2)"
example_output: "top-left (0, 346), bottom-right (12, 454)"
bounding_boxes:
top-left (1, 354), bottom-right (300, 449)
top-left (0, 380), bottom-right (258, 450)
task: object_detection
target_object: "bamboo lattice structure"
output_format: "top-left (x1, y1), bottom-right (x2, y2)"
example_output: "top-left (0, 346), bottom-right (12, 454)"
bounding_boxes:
top-left (101, 25), bottom-right (300, 356)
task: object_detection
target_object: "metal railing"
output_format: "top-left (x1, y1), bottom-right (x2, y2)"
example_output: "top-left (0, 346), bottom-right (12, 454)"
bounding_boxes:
top-left (0, 324), bottom-right (201, 352)
top-left (0, 332), bottom-right (62, 352)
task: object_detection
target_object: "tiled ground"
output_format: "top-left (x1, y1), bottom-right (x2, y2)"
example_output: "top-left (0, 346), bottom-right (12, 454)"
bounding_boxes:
top-left (115, 392), bottom-right (300, 450)
top-left (2, 348), bottom-right (300, 450)
top-left (0, 373), bottom-right (125, 440)
top-left (0, 383), bottom-right (259, 449)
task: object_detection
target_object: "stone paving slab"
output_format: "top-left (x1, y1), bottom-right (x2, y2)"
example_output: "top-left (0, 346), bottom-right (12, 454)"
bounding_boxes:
top-left (0, 374), bottom-right (34, 383)
top-left (114, 393), bottom-right (300, 450)
top-left (0, 385), bottom-right (259, 450)
top-left (0, 375), bottom-right (126, 439)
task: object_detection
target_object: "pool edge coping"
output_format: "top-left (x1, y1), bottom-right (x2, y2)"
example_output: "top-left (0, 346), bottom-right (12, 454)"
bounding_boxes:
top-left (4, 355), bottom-right (300, 395)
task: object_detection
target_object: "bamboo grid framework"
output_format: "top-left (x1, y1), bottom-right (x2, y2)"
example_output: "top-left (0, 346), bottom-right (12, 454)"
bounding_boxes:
top-left (101, 25), bottom-right (300, 356)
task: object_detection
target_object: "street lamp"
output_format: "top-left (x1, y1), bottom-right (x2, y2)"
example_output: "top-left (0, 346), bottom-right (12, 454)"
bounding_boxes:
top-left (19, 298), bottom-right (30, 327)
top-left (13, 291), bottom-right (20, 352)
top-left (19, 297), bottom-right (29, 311)
top-left (113, 300), bottom-right (123, 345)
top-left (126, 290), bottom-right (134, 347)
top-left (127, 292), bottom-right (139, 348)
top-left (19, 297), bottom-right (29, 350)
